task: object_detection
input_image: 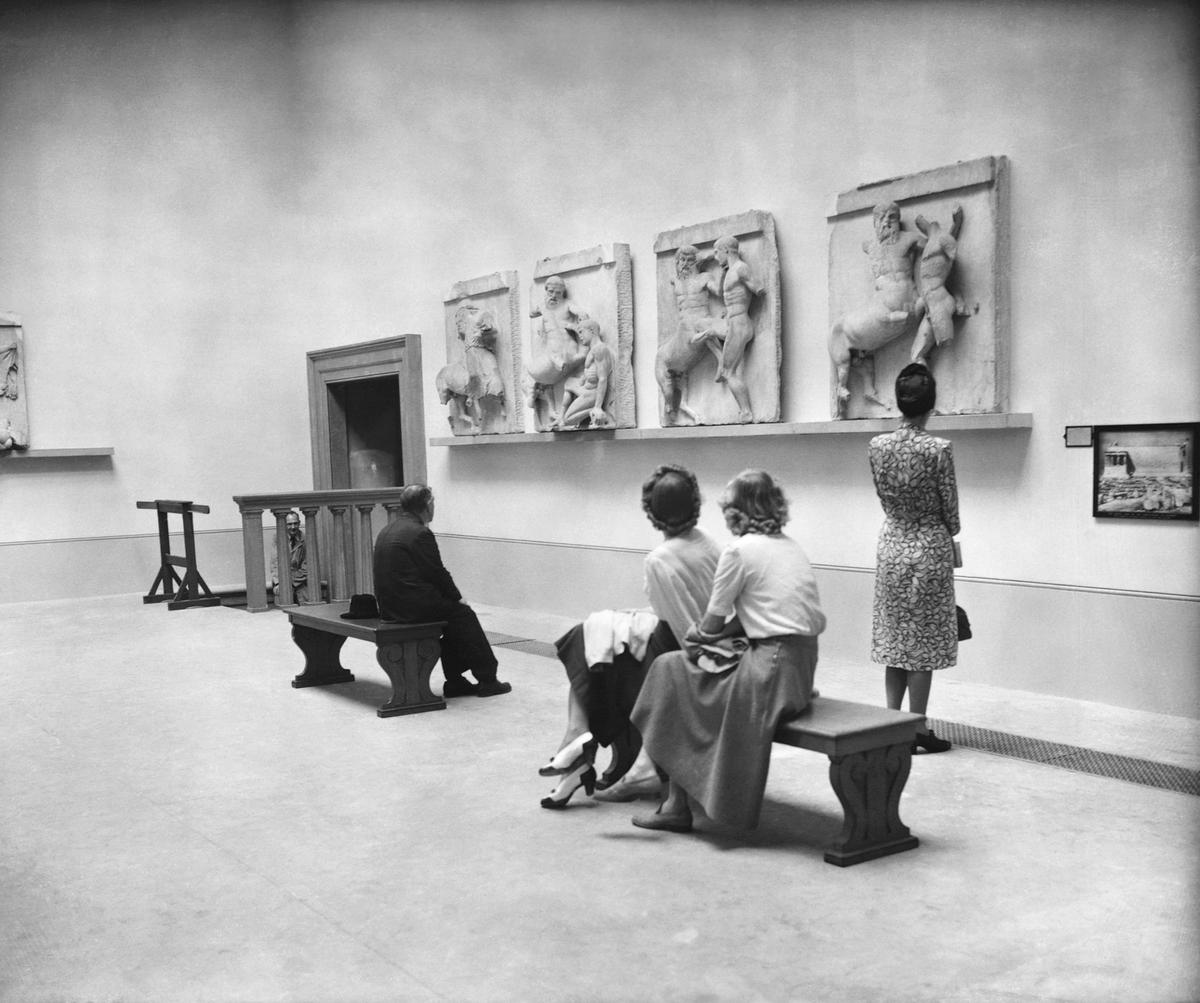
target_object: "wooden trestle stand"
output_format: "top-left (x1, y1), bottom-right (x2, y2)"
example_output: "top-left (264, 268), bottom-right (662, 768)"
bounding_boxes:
top-left (137, 499), bottom-right (221, 610)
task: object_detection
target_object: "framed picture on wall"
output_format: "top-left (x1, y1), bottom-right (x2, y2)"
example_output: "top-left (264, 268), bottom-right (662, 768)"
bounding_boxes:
top-left (1092, 422), bottom-right (1197, 521)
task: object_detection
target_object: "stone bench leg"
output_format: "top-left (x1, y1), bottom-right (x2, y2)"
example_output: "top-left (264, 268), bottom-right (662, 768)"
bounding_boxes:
top-left (291, 625), bottom-right (356, 688)
top-left (825, 741), bottom-right (919, 866)
top-left (375, 637), bottom-right (447, 718)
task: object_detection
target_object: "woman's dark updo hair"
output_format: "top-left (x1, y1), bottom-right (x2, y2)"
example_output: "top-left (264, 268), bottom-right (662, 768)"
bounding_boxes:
top-left (642, 464), bottom-right (702, 537)
top-left (895, 363), bottom-right (936, 417)
top-left (720, 469), bottom-right (789, 537)
top-left (399, 483), bottom-right (434, 515)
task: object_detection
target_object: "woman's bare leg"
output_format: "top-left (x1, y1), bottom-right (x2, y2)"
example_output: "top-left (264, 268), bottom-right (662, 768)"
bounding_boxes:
top-left (558, 688), bottom-right (590, 751)
top-left (619, 747), bottom-right (659, 783)
top-left (659, 779), bottom-right (690, 816)
top-left (885, 665), bottom-right (908, 711)
top-left (905, 670), bottom-right (933, 733)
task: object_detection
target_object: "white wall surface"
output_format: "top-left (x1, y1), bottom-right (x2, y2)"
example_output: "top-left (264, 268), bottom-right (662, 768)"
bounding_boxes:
top-left (1, 1), bottom-right (1197, 712)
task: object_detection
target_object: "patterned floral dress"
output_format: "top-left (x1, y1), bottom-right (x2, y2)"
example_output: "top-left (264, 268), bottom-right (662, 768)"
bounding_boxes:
top-left (869, 422), bottom-right (960, 671)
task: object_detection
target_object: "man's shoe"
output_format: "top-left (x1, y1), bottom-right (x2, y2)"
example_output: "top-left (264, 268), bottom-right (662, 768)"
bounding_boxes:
top-left (442, 676), bottom-right (479, 698)
top-left (475, 680), bottom-right (512, 698)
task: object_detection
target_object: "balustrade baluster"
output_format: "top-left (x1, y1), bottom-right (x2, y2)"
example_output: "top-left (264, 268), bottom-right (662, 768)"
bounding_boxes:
top-left (329, 505), bottom-right (352, 600)
top-left (240, 507), bottom-right (268, 612)
top-left (355, 504), bottom-right (376, 594)
top-left (299, 506), bottom-right (322, 605)
top-left (270, 507), bottom-right (294, 606)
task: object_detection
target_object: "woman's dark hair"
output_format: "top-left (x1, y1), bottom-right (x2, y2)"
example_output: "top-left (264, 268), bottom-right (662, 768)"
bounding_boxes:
top-left (641, 464), bottom-right (702, 537)
top-left (720, 469), bottom-right (788, 536)
top-left (895, 363), bottom-right (936, 417)
top-left (399, 483), bottom-right (434, 515)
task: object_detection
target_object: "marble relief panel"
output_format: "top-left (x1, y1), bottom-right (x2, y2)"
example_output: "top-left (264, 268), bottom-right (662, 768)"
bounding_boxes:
top-left (1, 312), bottom-right (28, 450)
top-left (827, 156), bottom-right (1010, 419)
top-left (653, 210), bottom-right (781, 426)
top-left (526, 244), bottom-right (634, 432)
top-left (439, 273), bottom-right (523, 435)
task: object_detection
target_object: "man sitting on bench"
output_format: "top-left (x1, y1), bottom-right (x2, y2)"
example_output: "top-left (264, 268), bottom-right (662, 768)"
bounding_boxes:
top-left (372, 484), bottom-right (512, 698)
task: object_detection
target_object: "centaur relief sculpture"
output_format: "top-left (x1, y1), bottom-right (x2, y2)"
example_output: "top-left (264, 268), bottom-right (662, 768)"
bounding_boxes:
top-left (652, 211), bottom-right (780, 427)
top-left (655, 235), bottom-right (766, 425)
top-left (828, 201), bottom-right (974, 418)
top-left (655, 244), bottom-right (723, 426)
top-left (662, 237), bottom-right (763, 424)
top-left (524, 274), bottom-right (588, 430)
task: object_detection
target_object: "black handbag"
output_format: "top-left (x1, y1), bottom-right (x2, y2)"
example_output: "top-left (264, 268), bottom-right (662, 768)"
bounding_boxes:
top-left (956, 605), bottom-right (972, 641)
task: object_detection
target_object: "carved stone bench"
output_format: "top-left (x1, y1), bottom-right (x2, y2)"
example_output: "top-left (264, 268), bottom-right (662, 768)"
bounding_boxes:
top-left (286, 602), bottom-right (447, 718)
top-left (774, 697), bottom-right (922, 866)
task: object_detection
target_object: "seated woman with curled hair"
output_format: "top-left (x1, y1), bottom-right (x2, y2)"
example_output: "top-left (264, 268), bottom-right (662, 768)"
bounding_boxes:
top-left (629, 469), bottom-right (826, 833)
top-left (539, 465), bottom-right (721, 809)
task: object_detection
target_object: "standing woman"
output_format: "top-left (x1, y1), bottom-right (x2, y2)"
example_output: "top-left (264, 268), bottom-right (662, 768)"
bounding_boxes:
top-left (630, 469), bottom-right (826, 833)
top-left (870, 363), bottom-right (960, 753)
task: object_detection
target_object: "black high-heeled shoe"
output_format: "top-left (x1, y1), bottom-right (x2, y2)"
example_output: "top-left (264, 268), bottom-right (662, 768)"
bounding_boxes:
top-left (538, 732), bottom-right (595, 777)
top-left (540, 762), bottom-right (597, 810)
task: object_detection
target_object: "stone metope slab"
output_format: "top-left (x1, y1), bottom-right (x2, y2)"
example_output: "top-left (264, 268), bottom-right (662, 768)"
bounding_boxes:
top-left (525, 244), bottom-right (634, 432)
top-left (653, 210), bottom-right (781, 426)
top-left (827, 156), bottom-right (1010, 420)
top-left (1, 312), bottom-right (29, 450)
top-left (439, 272), bottom-right (523, 436)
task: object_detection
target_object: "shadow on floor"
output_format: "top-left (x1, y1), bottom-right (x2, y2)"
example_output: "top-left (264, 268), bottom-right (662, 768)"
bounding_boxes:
top-left (593, 797), bottom-right (842, 860)
top-left (301, 677), bottom-right (395, 710)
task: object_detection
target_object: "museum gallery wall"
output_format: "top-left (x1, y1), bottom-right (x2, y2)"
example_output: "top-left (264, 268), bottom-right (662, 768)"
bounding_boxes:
top-left (1, 3), bottom-right (1195, 719)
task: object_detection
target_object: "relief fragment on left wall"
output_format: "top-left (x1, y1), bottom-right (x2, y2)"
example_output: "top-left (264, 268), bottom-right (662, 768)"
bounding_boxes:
top-left (1, 312), bottom-right (28, 450)
top-left (438, 273), bottom-right (524, 435)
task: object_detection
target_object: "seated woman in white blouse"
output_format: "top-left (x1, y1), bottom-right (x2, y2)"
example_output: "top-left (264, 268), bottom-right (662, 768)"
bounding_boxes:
top-left (630, 469), bottom-right (826, 833)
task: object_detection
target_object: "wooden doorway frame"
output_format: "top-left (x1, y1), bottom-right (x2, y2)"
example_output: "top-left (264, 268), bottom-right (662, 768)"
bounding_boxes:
top-left (306, 335), bottom-right (427, 491)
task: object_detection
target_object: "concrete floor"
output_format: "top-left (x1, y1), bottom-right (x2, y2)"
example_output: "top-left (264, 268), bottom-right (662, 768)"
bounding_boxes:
top-left (2, 594), bottom-right (1197, 1003)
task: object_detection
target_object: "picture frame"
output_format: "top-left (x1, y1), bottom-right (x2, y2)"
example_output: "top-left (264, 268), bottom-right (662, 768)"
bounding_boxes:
top-left (1092, 422), bottom-right (1197, 521)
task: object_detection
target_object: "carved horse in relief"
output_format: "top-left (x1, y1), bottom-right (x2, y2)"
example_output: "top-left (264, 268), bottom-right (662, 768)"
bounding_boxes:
top-left (436, 304), bottom-right (507, 433)
top-left (655, 330), bottom-right (714, 427)
top-left (655, 244), bottom-right (727, 426)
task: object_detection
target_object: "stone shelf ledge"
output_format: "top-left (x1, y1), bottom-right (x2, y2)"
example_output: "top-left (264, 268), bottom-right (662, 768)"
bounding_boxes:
top-left (0, 447), bottom-right (115, 461)
top-left (430, 413), bottom-right (1032, 446)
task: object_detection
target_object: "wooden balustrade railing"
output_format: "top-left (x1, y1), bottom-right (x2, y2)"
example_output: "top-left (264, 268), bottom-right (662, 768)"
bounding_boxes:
top-left (232, 488), bottom-right (409, 613)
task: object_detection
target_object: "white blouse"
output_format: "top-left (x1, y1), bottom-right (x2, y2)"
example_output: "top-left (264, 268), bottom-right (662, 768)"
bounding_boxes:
top-left (704, 532), bottom-right (826, 639)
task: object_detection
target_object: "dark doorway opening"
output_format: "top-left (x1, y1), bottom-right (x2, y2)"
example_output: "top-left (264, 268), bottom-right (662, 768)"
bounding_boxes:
top-left (327, 376), bottom-right (403, 489)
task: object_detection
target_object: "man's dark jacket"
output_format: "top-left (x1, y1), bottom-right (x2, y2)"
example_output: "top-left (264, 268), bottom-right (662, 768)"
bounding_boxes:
top-left (373, 512), bottom-right (461, 620)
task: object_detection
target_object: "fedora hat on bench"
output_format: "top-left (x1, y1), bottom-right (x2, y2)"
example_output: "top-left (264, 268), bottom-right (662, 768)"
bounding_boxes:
top-left (341, 594), bottom-right (379, 620)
